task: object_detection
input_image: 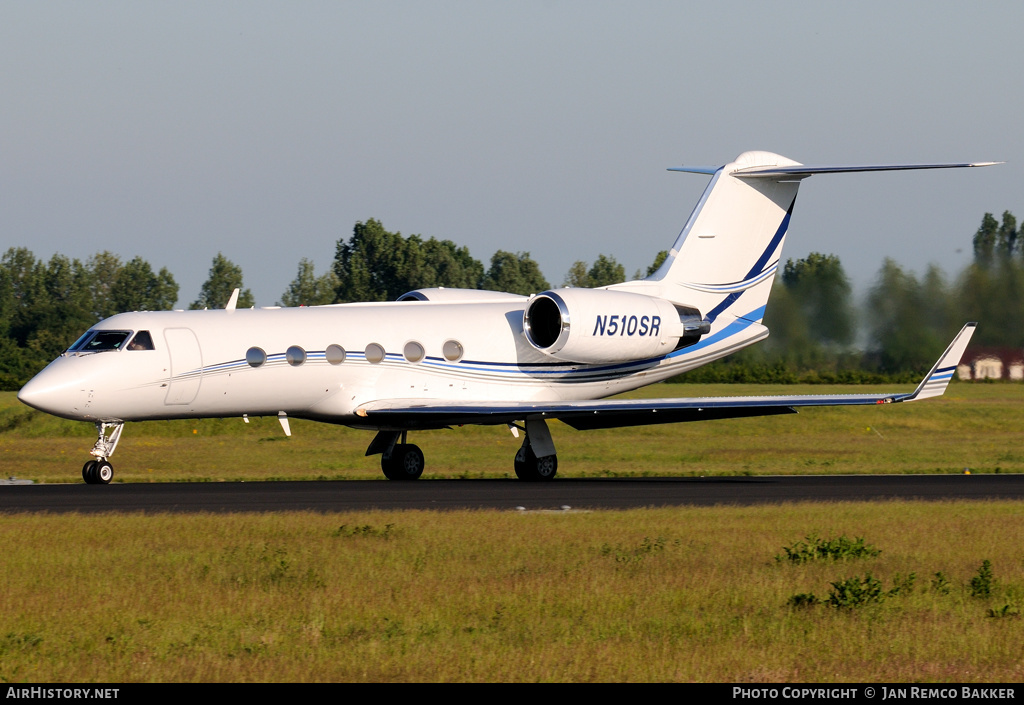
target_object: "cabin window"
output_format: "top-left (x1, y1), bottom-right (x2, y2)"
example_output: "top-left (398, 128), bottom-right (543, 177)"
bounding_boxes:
top-left (127, 330), bottom-right (154, 351)
top-left (403, 341), bottom-right (425, 363)
top-left (325, 344), bottom-right (346, 365)
top-left (365, 343), bottom-right (385, 364)
top-left (80, 330), bottom-right (132, 352)
top-left (286, 346), bottom-right (306, 366)
top-left (443, 339), bottom-right (464, 362)
top-left (246, 347), bottom-right (267, 368)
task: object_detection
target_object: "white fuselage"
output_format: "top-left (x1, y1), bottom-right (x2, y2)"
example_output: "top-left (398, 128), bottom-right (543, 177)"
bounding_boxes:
top-left (18, 298), bottom-right (766, 428)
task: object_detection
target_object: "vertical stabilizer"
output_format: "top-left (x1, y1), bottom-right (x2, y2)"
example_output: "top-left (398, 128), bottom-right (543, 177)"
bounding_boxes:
top-left (613, 151), bottom-right (803, 328)
top-left (606, 152), bottom-right (995, 369)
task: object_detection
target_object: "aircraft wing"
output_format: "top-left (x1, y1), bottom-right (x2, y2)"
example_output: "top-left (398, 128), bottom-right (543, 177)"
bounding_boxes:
top-left (356, 324), bottom-right (976, 431)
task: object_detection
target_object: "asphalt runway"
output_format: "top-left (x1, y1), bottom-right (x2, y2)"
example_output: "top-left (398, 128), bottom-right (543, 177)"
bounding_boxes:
top-left (1, 474), bottom-right (1023, 514)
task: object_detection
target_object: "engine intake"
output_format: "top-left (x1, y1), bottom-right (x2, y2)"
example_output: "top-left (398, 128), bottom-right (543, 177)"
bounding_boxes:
top-left (523, 288), bottom-right (709, 364)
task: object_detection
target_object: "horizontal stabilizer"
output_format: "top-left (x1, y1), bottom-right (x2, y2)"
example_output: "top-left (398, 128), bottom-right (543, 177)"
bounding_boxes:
top-left (669, 162), bottom-right (1001, 179)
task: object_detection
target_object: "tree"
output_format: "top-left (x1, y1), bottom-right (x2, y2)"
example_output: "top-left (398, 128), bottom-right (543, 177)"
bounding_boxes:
top-left (333, 219), bottom-right (408, 302)
top-left (85, 251), bottom-right (123, 320)
top-left (956, 254), bottom-right (1024, 348)
top-left (280, 258), bottom-right (339, 307)
top-left (563, 254), bottom-right (626, 288)
top-left (190, 254), bottom-right (254, 309)
top-left (586, 254), bottom-right (625, 288)
top-left (973, 212), bottom-right (999, 268)
top-left (111, 258), bottom-right (179, 312)
top-left (865, 259), bottom-right (944, 374)
top-left (414, 237), bottom-right (484, 290)
top-left (759, 281), bottom-right (814, 361)
top-left (780, 253), bottom-right (855, 348)
top-left (642, 250), bottom-right (669, 279)
top-left (333, 219), bottom-right (486, 302)
top-left (481, 251), bottom-right (549, 295)
top-left (0, 248), bottom-right (48, 388)
top-left (996, 210), bottom-right (1018, 260)
top-left (957, 209), bottom-right (1024, 348)
top-left (0, 248), bottom-right (180, 389)
top-left (0, 248), bottom-right (38, 343)
top-left (563, 261), bottom-right (590, 288)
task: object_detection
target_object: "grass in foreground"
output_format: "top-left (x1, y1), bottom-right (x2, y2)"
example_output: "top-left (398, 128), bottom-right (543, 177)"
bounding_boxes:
top-left (1, 383), bottom-right (1022, 483)
top-left (0, 501), bottom-right (1022, 682)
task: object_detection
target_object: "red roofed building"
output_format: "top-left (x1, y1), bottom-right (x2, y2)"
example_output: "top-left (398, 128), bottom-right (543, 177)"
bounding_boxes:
top-left (957, 347), bottom-right (1024, 381)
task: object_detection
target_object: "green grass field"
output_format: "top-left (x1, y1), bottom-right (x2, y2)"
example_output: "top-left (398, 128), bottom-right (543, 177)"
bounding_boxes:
top-left (0, 502), bottom-right (1021, 682)
top-left (2, 383), bottom-right (1021, 483)
top-left (2, 382), bottom-right (1021, 682)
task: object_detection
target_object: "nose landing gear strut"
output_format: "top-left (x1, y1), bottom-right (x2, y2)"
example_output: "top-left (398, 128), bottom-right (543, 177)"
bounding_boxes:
top-left (82, 421), bottom-right (123, 485)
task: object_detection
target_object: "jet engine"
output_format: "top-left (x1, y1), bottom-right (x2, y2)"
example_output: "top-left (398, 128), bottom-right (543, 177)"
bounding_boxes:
top-left (522, 288), bottom-right (710, 364)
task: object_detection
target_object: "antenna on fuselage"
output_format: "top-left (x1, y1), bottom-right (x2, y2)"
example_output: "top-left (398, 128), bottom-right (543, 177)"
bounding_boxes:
top-left (225, 288), bottom-right (240, 312)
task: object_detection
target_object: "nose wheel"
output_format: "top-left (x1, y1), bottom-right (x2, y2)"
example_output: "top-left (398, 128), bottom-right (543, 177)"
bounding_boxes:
top-left (82, 459), bottom-right (114, 485)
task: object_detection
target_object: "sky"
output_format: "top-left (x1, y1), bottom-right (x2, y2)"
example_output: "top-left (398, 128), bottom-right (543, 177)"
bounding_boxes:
top-left (1, 1), bottom-right (1020, 310)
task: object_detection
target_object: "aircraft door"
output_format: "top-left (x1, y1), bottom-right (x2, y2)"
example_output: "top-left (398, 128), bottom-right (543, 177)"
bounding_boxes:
top-left (164, 328), bottom-right (203, 405)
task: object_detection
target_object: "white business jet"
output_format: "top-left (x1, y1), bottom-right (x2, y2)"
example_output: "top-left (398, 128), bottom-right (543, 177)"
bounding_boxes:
top-left (18, 151), bottom-right (994, 484)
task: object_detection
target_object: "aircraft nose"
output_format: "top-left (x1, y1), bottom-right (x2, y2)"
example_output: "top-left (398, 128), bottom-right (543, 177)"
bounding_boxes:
top-left (17, 361), bottom-right (89, 420)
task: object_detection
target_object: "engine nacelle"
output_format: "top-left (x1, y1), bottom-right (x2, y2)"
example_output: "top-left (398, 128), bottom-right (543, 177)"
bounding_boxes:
top-left (523, 288), bottom-right (710, 363)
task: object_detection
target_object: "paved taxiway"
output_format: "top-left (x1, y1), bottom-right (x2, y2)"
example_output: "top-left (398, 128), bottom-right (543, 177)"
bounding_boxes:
top-left (1, 474), bottom-right (1023, 513)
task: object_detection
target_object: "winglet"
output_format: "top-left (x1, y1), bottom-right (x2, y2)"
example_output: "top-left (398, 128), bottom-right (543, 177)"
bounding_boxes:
top-left (905, 323), bottom-right (977, 402)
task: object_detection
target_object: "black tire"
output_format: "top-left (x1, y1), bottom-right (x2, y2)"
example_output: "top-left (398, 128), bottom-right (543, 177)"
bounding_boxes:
top-left (94, 460), bottom-right (113, 485)
top-left (381, 444), bottom-right (425, 480)
top-left (513, 445), bottom-right (558, 481)
top-left (82, 460), bottom-right (98, 484)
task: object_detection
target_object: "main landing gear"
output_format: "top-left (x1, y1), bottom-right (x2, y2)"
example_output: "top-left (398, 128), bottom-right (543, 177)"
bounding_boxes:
top-left (381, 442), bottom-right (425, 481)
top-left (366, 417), bottom-right (559, 481)
top-left (367, 430), bottom-right (425, 480)
top-left (82, 421), bottom-right (123, 485)
top-left (512, 417), bottom-right (558, 481)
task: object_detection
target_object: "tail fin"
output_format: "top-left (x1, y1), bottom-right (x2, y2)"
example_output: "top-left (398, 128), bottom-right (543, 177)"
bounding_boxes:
top-left (611, 152), bottom-right (998, 332)
top-left (609, 150), bottom-right (801, 337)
top-left (656, 151), bottom-right (802, 325)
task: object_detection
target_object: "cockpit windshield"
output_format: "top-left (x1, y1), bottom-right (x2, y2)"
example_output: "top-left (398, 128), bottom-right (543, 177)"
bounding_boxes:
top-left (67, 331), bottom-right (94, 352)
top-left (68, 330), bottom-right (133, 353)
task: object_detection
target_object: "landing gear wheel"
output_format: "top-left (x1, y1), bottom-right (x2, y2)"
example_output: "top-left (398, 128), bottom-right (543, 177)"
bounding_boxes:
top-left (83, 460), bottom-right (113, 484)
top-left (381, 444), bottom-right (425, 480)
top-left (514, 445), bottom-right (558, 481)
top-left (94, 460), bottom-right (113, 485)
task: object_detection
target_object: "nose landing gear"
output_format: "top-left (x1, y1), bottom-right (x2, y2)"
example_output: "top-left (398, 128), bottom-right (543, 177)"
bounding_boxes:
top-left (82, 422), bottom-right (123, 485)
